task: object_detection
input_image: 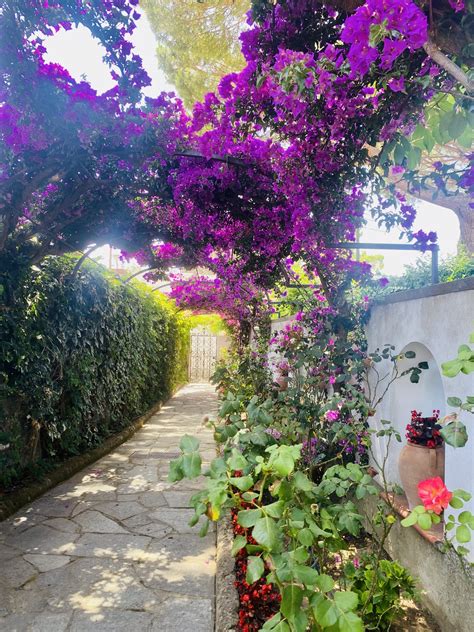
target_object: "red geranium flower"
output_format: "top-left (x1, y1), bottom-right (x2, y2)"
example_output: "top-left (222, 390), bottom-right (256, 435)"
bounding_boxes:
top-left (418, 477), bottom-right (452, 514)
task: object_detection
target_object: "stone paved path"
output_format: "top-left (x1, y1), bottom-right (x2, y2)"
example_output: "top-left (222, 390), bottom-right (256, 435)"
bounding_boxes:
top-left (0, 383), bottom-right (218, 632)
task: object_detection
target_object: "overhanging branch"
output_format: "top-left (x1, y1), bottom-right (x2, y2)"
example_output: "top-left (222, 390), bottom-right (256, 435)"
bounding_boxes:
top-left (423, 36), bottom-right (474, 93)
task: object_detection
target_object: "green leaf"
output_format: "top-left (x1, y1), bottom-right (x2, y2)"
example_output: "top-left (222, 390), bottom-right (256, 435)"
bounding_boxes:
top-left (168, 457), bottom-right (184, 482)
top-left (442, 359), bottom-right (463, 378)
top-left (440, 421), bottom-right (468, 448)
top-left (229, 475), bottom-right (254, 491)
top-left (447, 396), bottom-right (463, 407)
top-left (264, 500), bottom-right (285, 518)
top-left (231, 535), bottom-right (247, 556)
top-left (312, 596), bottom-right (338, 628)
top-left (261, 613), bottom-right (282, 630)
top-left (199, 519), bottom-right (210, 537)
top-left (418, 361), bottom-right (429, 370)
top-left (456, 525), bottom-right (472, 543)
top-left (448, 112), bottom-right (467, 139)
top-left (401, 512), bottom-right (418, 527)
top-left (450, 496), bottom-right (464, 509)
top-left (237, 508), bottom-right (262, 528)
top-left (252, 515), bottom-right (279, 550)
top-left (268, 445), bottom-right (300, 477)
top-left (293, 565), bottom-right (319, 586)
top-left (334, 591), bottom-right (358, 612)
top-left (417, 512), bottom-right (432, 530)
top-left (293, 470), bottom-right (314, 491)
top-left (454, 489), bottom-right (472, 502)
top-left (297, 528), bottom-right (314, 546)
top-left (315, 574), bottom-right (335, 593)
top-left (180, 434), bottom-right (200, 453)
top-left (337, 611), bottom-right (364, 632)
top-left (182, 452), bottom-right (202, 478)
top-left (458, 511), bottom-right (473, 525)
top-left (404, 350), bottom-right (416, 359)
top-left (246, 556), bottom-right (265, 583)
top-left (227, 449), bottom-right (247, 471)
top-left (281, 584), bottom-right (304, 620)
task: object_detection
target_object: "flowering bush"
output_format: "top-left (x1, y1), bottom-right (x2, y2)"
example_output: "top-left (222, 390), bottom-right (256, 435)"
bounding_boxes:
top-left (405, 410), bottom-right (443, 448)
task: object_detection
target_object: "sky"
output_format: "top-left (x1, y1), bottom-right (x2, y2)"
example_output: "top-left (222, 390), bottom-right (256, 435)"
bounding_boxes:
top-left (43, 11), bottom-right (460, 278)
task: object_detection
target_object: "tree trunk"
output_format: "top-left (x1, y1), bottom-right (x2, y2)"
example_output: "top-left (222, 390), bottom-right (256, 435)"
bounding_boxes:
top-left (455, 203), bottom-right (474, 256)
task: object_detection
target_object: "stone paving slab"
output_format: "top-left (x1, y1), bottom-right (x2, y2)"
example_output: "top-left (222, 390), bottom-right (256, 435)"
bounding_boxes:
top-left (0, 383), bottom-right (218, 631)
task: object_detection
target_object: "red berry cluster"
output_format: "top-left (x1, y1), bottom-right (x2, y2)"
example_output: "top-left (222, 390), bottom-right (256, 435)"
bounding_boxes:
top-left (231, 507), bottom-right (281, 632)
top-left (406, 409), bottom-right (442, 448)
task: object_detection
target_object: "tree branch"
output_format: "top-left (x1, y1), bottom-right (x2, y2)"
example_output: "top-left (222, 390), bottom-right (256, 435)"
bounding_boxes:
top-left (423, 36), bottom-right (474, 93)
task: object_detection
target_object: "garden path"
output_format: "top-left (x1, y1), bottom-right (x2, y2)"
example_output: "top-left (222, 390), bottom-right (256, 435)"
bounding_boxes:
top-left (0, 383), bottom-right (218, 632)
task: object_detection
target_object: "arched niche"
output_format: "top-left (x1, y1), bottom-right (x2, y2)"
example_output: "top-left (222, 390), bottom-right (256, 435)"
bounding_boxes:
top-left (375, 341), bottom-right (446, 486)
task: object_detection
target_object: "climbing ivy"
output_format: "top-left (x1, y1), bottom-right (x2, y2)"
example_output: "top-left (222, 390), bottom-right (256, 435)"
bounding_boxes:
top-left (0, 255), bottom-right (190, 487)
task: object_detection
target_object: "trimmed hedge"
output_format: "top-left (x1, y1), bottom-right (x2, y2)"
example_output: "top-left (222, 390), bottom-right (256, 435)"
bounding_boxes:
top-left (0, 255), bottom-right (191, 487)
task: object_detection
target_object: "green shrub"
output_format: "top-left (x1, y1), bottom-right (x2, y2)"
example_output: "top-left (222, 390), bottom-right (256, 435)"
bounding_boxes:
top-left (0, 255), bottom-right (191, 487)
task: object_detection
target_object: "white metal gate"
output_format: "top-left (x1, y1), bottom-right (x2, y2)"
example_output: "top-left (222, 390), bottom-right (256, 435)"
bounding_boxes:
top-left (189, 326), bottom-right (217, 382)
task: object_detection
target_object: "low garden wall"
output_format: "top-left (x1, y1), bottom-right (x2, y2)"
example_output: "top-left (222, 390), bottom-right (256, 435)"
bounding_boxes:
top-left (365, 276), bottom-right (474, 562)
top-left (0, 255), bottom-right (191, 489)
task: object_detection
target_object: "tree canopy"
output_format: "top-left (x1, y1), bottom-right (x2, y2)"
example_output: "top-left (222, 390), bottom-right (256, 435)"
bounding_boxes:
top-left (1, 0), bottom-right (472, 335)
top-left (141, 0), bottom-right (249, 108)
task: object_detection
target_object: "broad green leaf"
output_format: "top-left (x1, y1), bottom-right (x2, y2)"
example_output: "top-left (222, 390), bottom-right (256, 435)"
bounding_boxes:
top-left (315, 574), bottom-right (335, 593)
top-left (168, 457), bottom-right (184, 482)
top-left (231, 535), bottom-right (247, 556)
top-left (454, 489), bottom-right (472, 501)
top-left (252, 515), bottom-right (279, 550)
top-left (447, 396), bottom-right (463, 407)
top-left (182, 452), bottom-right (202, 478)
top-left (237, 508), bottom-right (262, 528)
top-left (458, 511), bottom-right (473, 525)
top-left (401, 512), bottom-right (418, 527)
top-left (180, 434), bottom-right (200, 453)
top-left (456, 525), bottom-right (471, 543)
top-left (417, 512), bottom-right (432, 530)
top-left (440, 421), bottom-right (468, 448)
top-left (297, 528), bottom-right (314, 546)
top-left (337, 611), bottom-right (364, 632)
top-left (312, 595), bottom-right (338, 628)
top-left (293, 565), bottom-right (319, 586)
top-left (199, 519), bottom-right (209, 537)
top-left (450, 496), bottom-right (464, 509)
top-left (246, 555), bottom-right (265, 583)
top-left (261, 613), bottom-right (282, 630)
top-left (229, 475), bottom-right (254, 491)
top-left (334, 591), bottom-right (358, 612)
top-left (442, 359), bottom-right (463, 378)
top-left (280, 584), bottom-right (304, 620)
top-left (227, 449), bottom-right (247, 471)
top-left (264, 500), bottom-right (285, 518)
top-left (293, 470), bottom-right (314, 491)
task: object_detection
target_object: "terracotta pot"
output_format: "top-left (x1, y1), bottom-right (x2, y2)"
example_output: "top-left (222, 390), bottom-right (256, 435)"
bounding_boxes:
top-left (398, 443), bottom-right (445, 510)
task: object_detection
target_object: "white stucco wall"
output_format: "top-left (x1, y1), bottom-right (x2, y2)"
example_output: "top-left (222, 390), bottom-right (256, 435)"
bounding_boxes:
top-left (365, 280), bottom-right (474, 557)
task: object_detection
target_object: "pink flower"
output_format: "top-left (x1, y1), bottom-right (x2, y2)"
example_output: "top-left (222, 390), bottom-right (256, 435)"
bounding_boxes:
top-left (325, 410), bottom-right (340, 422)
top-left (418, 477), bottom-right (452, 514)
top-left (388, 77), bottom-right (406, 92)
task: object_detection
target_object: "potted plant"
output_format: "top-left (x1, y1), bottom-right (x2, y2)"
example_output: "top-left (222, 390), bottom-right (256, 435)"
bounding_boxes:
top-left (398, 409), bottom-right (445, 510)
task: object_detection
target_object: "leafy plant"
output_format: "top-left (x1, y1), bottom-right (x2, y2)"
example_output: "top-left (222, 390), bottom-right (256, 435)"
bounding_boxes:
top-left (344, 556), bottom-right (417, 630)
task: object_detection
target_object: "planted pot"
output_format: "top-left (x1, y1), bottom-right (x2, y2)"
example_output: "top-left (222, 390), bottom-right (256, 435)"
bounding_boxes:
top-left (398, 442), bottom-right (445, 510)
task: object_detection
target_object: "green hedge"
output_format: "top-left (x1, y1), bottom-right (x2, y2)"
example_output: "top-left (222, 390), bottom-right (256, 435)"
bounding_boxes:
top-left (0, 255), bottom-right (191, 487)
